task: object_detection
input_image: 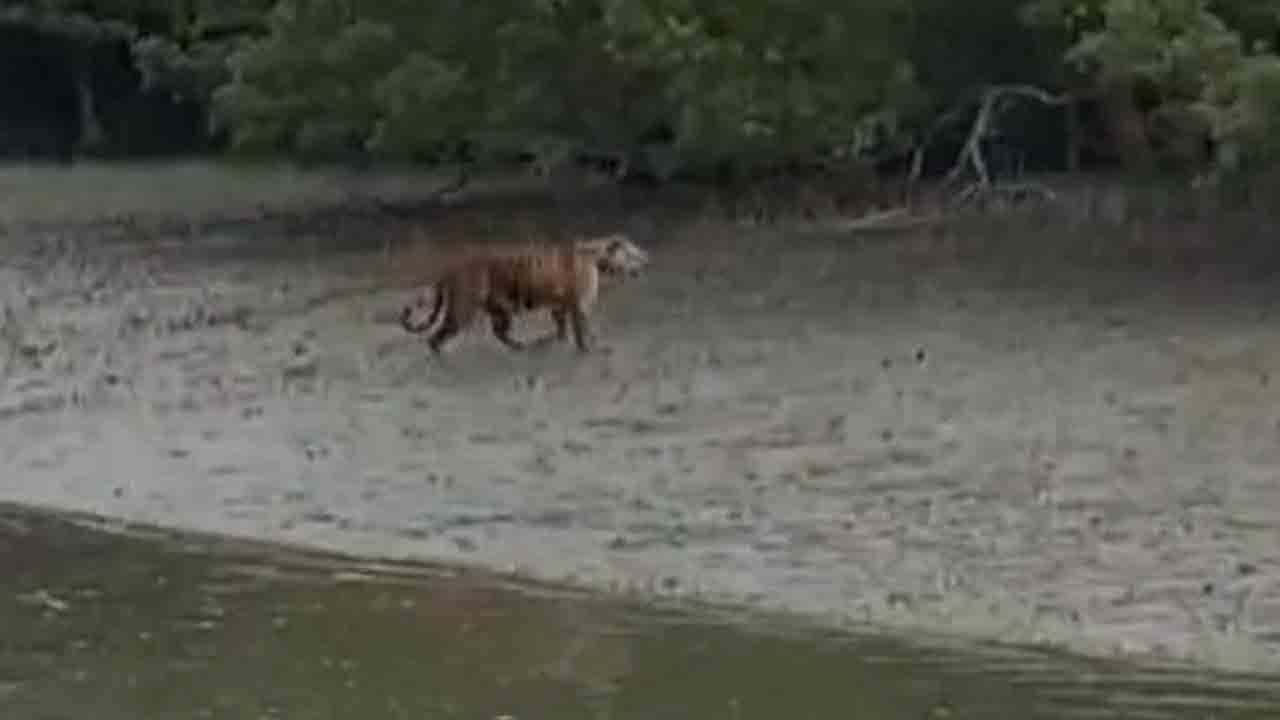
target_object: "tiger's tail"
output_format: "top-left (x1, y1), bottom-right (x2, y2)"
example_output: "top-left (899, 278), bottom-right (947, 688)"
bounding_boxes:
top-left (399, 284), bottom-right (446, 335)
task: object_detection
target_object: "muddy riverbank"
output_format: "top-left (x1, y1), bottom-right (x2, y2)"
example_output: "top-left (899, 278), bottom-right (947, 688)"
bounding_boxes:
top-left (5, 504), bottom-right (1280, 719)
top-left (3, 182), bottom-right (1280, 676)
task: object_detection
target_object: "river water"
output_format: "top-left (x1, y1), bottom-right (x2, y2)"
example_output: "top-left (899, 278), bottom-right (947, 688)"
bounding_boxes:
top-left (0, 504), bottom-right (1276, 719)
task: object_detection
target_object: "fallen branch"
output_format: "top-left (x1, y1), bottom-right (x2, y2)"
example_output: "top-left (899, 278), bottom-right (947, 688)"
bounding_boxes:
top-left (795, 206), bottom-right (939, 235)
top-left (947, 179), bottom-right (1061, 215)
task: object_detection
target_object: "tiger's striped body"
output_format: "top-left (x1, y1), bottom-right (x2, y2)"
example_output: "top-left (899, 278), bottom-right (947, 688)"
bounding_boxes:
top-left (399, 233), bottom-right (649, 354)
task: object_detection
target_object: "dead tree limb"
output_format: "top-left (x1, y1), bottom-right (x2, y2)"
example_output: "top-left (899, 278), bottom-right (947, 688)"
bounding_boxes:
top-left (945, 84), bottom-right (1072, 187)
top-left (907, 84), bottom-right (1072, 208)
top-left (907, 101), bottom-right (970, 188)
top-left (930, 84), bottom-right (1075, 215)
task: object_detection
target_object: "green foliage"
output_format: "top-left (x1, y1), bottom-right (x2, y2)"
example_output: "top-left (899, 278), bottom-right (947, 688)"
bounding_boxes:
top-left (210, 0), bottom-right (492, 160)
top-left (1211, 0), bottom-right (1280, 48)
top-left (612, 1), bottom-right (920, 173)
top-left (367, 54), bottom-right (470, 160)
top-left (205, 0), bottom-right (928, 176)
top-left (1211, 51), bottom-right (1280, 173)
top-left (1026, 0), bottom-right (1280, 176)
top-left (9, 0), bottom-right (1280, 180)
top-left (133, 33), bottom-right (230, 103)
top-left (1063, 0), bottom-right (1234, 84)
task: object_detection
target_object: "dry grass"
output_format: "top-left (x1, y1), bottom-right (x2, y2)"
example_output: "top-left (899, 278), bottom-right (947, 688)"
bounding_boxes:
top-left (0, 160), bottom-right (475, 228)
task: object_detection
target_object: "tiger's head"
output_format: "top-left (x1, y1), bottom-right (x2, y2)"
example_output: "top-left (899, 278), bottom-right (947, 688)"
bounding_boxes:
top-left (577, 233), bottom-right (650, 278)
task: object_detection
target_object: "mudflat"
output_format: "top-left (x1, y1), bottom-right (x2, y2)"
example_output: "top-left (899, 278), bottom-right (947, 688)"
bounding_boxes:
top-left (3, 173), bottom-right (1280, 675)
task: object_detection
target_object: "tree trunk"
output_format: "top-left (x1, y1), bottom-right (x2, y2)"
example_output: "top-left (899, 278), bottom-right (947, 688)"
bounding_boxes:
top-left (1064, 99), bottom-right (1081, 172)
top-left (1098, 72), bottom-right (1152, 172)
top-left (76, 76), bottom-right (103, 153)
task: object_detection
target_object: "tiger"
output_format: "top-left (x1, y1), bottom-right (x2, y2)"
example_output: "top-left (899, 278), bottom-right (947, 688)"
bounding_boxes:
top-left (399, 232), bottom-right (649, 355)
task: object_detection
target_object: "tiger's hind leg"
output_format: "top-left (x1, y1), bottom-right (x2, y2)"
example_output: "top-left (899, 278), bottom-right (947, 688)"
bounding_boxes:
top-left (486, 301), bottom-right (526, 351)
top-left (427, 314), bottom-right (463, 354)
top-left (427, 299), bottom-right (477, 354)
top-left (400, 286), bottom-right (444, 335)
top-left (553, 308), bottom-right (570, 342)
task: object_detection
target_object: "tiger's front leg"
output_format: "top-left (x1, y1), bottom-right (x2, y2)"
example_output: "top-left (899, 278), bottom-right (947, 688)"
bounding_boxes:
top-left (528, 307), bottom-right (570, 348)
top-left (568, 303), bottom-right (595, 354)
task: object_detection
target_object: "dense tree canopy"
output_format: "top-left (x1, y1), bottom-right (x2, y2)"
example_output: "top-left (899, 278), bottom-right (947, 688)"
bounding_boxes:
top-left (4, 0), bottom-right (1280, 182)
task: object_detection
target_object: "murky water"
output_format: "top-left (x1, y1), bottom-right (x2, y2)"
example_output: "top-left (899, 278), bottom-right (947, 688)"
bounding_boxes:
top-left (0, 505), bottom-right (1276, 720)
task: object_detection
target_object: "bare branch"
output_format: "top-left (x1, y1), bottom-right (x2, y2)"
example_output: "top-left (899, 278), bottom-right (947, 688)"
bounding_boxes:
top-left (944, 84), bottom-right (1073, 190)
top-left (984, 84), bottom-right (1071, 107)
top-left (908, 98), bottom-right (974, 187)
